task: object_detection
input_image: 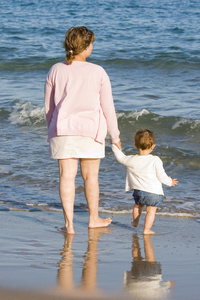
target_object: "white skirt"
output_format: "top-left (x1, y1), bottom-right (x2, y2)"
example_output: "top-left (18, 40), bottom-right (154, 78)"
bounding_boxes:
top-left (49, 136), bottom-right (105, 159)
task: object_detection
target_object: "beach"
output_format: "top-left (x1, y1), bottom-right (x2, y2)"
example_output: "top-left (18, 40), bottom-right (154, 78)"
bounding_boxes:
top-left (1, 0), bottom-right (200, 299)
top-left (0, 210), bottom-right (199, 300)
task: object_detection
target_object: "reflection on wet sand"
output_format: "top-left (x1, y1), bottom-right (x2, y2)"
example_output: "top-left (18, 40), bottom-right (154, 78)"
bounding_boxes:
top-left (57, 228), bottom-right (111, 295)
top-left (57, 234), bottom-right (74, 291)
top-left (123, 234), bottom-right (175, 299)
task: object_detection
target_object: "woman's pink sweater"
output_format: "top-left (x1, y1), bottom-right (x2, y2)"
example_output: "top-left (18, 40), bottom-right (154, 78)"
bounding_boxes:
top-left (44, 61), bottom-right (120, 144)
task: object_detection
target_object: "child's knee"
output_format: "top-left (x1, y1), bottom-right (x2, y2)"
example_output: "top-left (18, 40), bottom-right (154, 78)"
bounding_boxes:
top-left (146, 206), bottom-right (157, 213)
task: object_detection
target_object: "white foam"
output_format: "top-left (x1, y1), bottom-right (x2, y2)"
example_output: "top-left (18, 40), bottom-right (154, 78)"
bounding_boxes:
top-left (172, 118), bottom-right (200, 130)
top-left (99, 208), bottom-right (132, 215)
top-left (116, 109), bottom-right (149, 120)
top-left (156, 211), bottom-right (197, 218)
top-left (8, 101), bottom-right (45, 125)
top-left (98, 207), bottom-right (198, 218)
top-left (0, 166), bottom-right (12, 174)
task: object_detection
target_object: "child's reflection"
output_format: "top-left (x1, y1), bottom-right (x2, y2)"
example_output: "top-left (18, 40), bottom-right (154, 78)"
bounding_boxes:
top-left (123, 234), bottom-right (175, 299)
top-left (57, 228), bottom-right (110, 293)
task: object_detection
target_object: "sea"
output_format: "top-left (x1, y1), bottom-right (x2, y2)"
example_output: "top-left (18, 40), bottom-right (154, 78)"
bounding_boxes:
top-left (1, 0), bottom-right (200, 222)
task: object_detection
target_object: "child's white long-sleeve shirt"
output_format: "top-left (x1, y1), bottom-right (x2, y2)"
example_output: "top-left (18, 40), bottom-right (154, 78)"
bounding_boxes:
top-left (112, 145), bottom-right (172, 195)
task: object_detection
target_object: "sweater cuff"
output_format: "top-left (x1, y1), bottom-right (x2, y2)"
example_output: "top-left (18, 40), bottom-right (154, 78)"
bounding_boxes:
top-left (111, 137), bottom-right (120, 144)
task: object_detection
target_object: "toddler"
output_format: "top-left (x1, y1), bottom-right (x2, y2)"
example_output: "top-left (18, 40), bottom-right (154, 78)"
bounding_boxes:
top-left (112, 129), bottom-right (178, 234)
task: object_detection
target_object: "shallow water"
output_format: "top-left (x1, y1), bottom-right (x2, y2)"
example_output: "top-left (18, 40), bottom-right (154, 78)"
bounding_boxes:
top-left (0, 0), bottom-right (200, 219)
top-left (0, 211), bottom-right (199, 300)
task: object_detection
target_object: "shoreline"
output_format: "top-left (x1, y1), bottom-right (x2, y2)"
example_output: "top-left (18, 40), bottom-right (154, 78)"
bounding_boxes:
top-left (0, 210), bottom-right (199, 300)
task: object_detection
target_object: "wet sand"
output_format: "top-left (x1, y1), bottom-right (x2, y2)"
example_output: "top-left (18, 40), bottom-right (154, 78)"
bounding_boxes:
top-left (0, 210), bottom-right (199, 300)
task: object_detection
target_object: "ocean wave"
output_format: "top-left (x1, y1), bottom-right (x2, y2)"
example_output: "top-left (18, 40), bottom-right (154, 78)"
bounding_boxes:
top-left (172, 118), bottom-right (200, 131)
top-left (7, 100), bottom-right (46, 126)
top-left (0, 204), bottom-right (198, 219)
top-left (116, 109), bottom-right (200, 136)
top-left (117, 109), bottom-right (150, 120)
top-left (98, 56), bottom-right (200, 70)
top-left (2, 100), bottom-right (200, 137)
top-left (0, 57), bottom-right (61, 72)
top-left (1, 188), bottom-right (199, 218)
top-left (99, 208), bottom-right (199, 219)
top-left (1, 54), bottom-right (200, 72)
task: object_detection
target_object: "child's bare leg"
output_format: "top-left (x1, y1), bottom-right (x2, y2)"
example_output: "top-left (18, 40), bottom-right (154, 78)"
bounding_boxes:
top-left (132, 234), bottom-right (142, 260)
top-left (132, 204), bottom-right (143, 227)
top-left (58, 158), bottom-right (78, 234)
top-left (143, 206), bottom-right (157, 235)
top-left (143, 235), bottom-right (155, 262)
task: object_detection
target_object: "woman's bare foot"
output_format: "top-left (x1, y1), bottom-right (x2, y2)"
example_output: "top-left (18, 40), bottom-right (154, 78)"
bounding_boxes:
top-left (59, 227), bottom-right (75, 235)
top-left (143, 229), bottom-right (155, 235)
top-left (88, 217), bottom-right (112, 228)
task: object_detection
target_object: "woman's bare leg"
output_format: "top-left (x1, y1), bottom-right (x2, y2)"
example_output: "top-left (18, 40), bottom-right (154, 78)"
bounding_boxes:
top-left (80, 158), bottom-right (112, 228)
top-left (57, 234), bottom-right (74, 290)
top-left (58, 158), bottom-right (78, 234)
top-left (143, 206), bottom-right (157, 235)
top-left (81, 228), bottom-right (111, 291)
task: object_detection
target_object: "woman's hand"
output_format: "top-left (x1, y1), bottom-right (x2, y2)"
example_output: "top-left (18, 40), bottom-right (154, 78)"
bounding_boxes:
top-left (114, 140), bottom-right (122, 151)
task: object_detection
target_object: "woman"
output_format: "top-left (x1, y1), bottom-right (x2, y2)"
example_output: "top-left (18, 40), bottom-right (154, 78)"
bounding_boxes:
top-left (45, 26), bottom-right (121, 234)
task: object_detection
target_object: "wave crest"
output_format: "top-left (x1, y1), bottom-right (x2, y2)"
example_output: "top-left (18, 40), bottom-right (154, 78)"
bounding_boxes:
top-left (8, 100), bottom-right (45, 126)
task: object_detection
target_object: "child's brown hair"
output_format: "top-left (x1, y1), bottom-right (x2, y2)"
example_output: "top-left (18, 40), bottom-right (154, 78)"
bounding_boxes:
top-left (63, 26), bottom-right (95, 65)
top-left (135, 129), bottom-right (155, 150)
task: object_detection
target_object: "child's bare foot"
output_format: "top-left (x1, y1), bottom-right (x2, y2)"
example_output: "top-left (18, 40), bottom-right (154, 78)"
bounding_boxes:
top-left (88, 217), bottom-right (112, 228)
top-left (143, 229), bottom-right (155, 235)
top-left (59, 227), bottom-right (75, 235)
top-left (131, 221), bottom-right (138, 228)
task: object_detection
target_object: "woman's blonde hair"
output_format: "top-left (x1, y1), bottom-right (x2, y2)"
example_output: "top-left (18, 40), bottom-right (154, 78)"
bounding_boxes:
top-left (135, 129), bottom-right (155, 150)
top-left (63, 26), bottom-right (95, 65)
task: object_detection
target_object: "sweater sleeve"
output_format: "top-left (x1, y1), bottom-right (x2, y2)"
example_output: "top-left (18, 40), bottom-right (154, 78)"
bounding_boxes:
top-left (155, 157), bottom-right (173, 186)
top-left (100, 70), bottom-right (120, 143)
top-left (44, 70), bottom-right (55, 128)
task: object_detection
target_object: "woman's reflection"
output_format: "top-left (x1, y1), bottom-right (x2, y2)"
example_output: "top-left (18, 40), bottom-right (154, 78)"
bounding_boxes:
top-left (57, 234), bottom-right (74, 291)
top-left (57, 228), bottom-right (110, 294)
top-left (123, 234), bottom-right (175, 299)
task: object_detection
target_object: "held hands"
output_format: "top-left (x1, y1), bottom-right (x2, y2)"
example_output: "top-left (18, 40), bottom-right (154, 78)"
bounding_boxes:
top-left (113, 140), bottom-right (122, 151)
top-left (172, 178), bottom-right (178, 186)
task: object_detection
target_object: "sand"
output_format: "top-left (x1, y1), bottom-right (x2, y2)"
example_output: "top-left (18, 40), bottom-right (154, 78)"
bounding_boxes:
top-left (0, 210), bottom-right (199, 300)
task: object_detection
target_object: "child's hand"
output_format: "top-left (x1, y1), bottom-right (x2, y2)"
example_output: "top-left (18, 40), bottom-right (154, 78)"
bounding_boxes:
top-left (172, 178), bottom-right (178, 186)
top-left (111, 140), bottom-right (122, 151)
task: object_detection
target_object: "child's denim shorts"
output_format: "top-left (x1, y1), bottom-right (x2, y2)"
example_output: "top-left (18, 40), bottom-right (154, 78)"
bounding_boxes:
top-left (133, 189), bottom-right (163, 207)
